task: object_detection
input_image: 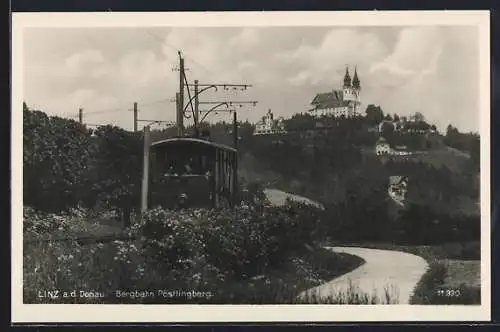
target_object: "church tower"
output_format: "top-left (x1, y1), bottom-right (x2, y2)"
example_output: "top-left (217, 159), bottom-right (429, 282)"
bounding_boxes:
top-left (352, 66), bottom-right (360, 91)
top-left (343, 66), bottom-right (356, 102)
top-left (343, 66), bottom-right (352, 88)
top-left (342, 65), bottom-right (362, 116)
top-left (351, 66), bottom-right (361, 115)
top-left (352, 66), bottom-right (361, 101)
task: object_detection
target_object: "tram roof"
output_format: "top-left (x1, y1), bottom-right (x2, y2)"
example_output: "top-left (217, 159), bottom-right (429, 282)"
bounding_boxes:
top-left (151, 137), bottom-right (237, 153)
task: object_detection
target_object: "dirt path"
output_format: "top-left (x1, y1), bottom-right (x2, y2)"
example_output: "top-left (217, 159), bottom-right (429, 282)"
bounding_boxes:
top-left (299, 246), bottom-right (429, 304)
top-left (264, 188), bottom-right (429, 304)
top-left (263, 188), bottom-right (324, 209)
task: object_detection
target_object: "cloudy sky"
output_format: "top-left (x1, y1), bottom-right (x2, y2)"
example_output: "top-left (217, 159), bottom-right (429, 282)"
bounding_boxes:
top-left (23, 25), bottom-right (479, 132)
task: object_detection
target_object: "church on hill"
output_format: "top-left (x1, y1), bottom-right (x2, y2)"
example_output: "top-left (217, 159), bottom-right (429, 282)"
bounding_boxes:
top-left (310, 66), bottom-right (362, 119)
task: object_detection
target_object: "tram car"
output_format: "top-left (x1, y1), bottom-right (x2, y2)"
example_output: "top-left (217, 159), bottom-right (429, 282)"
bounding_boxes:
top-left (148, 137), bottom-right (238, 209)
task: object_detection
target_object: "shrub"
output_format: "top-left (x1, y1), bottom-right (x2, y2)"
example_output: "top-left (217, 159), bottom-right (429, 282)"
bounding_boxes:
top-left (23, 110), bottom-right (92, 212)
top-left (132, 202), bottom-right (322, 281)
top-left (131, 207), bottom-right (206, 272)
top-left (23, 109), bottom-right (144, 225)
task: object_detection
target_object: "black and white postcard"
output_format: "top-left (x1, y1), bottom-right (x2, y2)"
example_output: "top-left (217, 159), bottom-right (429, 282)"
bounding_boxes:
top-left (12, 10), bottom-right (491, 323)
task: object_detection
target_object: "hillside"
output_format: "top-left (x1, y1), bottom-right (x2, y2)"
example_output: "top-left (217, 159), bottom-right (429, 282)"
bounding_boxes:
top-left (142, 111), bottom-right (479, 221)
top-left (230, 113), bottom-right (480, 245)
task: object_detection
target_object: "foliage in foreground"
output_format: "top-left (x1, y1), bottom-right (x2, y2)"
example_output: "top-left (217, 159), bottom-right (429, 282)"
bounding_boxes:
top-left (23, 108), bottom-right (144, 226)
top-left (25, 201), bottom-right (361, 304)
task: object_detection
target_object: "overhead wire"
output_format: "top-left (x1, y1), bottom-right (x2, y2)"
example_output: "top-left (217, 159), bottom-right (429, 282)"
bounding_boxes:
top-left (81, 98), bottom-right (173, 117)
top-left (142, 30), bottom-right (216, 76)
top-left (70, 29), bottom-right (248, 128)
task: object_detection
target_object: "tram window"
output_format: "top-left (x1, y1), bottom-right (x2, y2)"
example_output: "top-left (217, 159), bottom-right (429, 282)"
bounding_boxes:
top-left (200, 155), bottom-right (208, 172)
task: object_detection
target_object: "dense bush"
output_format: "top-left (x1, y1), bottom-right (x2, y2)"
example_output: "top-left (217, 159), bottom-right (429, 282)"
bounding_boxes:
top-left (85, 125), bottom-right (144, 226)
top-left (23, 110), bottom-right (93, 212)
top-left (132, 202), bottom-right (322, 281)
top-left (396, 203), bottom-right (480, 244)
top-left (23, 108), bottom-right (146, 225)
top-left (23, 199), bottom-right (330, 303)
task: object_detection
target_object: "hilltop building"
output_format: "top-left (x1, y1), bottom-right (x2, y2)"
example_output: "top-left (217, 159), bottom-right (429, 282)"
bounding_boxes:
top-left (310, 66), bottom-right (362, 118)
top-left (254, 109), bottom-right (287, 135)
top-left (375, 137), bottom-right (391, 155)
top-left (375, 137), bottom-right (412, 157)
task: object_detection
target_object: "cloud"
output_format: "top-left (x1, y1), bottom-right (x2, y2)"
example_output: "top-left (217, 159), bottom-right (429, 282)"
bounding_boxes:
top-left (65, 49), bottom-right (106, 77)
top-left (22, 26), bottom-right (480, 132)
top-left (370, 27), bottom-right (441, 75)
top-left (364, 26), bottom-right (478, 132)
top-left (274, 28), bottom-right (389, 89)
top-left (118, 50), bottom-right (172, 86)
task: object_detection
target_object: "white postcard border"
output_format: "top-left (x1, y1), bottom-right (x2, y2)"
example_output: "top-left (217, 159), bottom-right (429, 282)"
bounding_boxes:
top-left (11, 10), bottom-right (491, 323)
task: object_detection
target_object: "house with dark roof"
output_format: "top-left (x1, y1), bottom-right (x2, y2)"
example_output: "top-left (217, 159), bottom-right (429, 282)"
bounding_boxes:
top-left (388, 176), bottom-right (409, 206)
top-left (310, 66), bottom-right (362, 119)
top-left (253, 109), bottom-right (287, 136)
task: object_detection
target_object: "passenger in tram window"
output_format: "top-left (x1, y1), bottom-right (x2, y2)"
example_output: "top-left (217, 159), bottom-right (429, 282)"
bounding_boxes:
top-left (184, 159), bottom-right (193, 174)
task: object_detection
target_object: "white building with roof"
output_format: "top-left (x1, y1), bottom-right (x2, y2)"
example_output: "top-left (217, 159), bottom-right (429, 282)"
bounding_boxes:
top-left (310, 66), bottom-right (362, 118)
top-left (254, 109), bottom-right (286, 135)
top-left (375, 137), bottom-right (391, 155)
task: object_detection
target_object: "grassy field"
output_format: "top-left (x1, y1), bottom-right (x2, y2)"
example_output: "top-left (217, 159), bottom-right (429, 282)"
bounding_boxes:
top-left (326, 241), bottom-right (481, 305)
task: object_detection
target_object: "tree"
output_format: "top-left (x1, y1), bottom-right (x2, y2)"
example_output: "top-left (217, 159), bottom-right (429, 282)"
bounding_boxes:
top-left (365, 104), bottom-right (384, 125)
top-left (86, 125), bottom-right (143, 227)
top-left (414, 112), bottom-right (425, 123)
top-left (23, 109), bottom-right (92, 212)
top-left (393, 114), bottom-right (400, 121)
top-left (446, 124), bottom-right (459, 137)
top-left (384, 114), bottom-right (393, 121)
top-left (381, 121), bottom-right (395, 140)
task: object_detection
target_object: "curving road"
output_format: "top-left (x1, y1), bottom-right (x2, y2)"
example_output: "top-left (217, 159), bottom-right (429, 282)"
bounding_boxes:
top-left (298, 246), bottom-right (429, 304)
top-left (263, 189), bottom-right (429, 304)
top-left (263, 188), bottom-right (324, 209)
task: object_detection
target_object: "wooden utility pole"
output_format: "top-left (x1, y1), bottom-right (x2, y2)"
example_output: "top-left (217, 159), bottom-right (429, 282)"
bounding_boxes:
top-left (194, 79), bottom-right (199, 132)
top-left (232, 110), bottom-right (239, 206)
top-left (141, 125), bottom-right (151, 213)
top-left (133, 102), bottom-right (138, 132)
top-left (176, 92), bottom-right (183, 136)
top-left (79, 108), bottom-right (83, 124)
top-left (177, 51), bottom-right (185, 136)
top-left (232, 111), bottom-right (238, 149)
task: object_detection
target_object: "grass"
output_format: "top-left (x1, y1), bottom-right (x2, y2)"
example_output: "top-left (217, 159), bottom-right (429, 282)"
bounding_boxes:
top-left (23, 238), bottom-right (145, 304)
top-left (326, 241), bottom-right (481, 305)
top-left (264, 188), bottom-right (324, 210)
top-left (23, 209), bottom-right (148, 304)
top-left (209, 247), bottom-right (366, 304)
top-left (410, 261), bottom-right (481, 305)
top-left (25, 205), bottom-right (480, 305)
top-left (296, 281), bottom-right (400, 304)
top-left (23, 239), bottom-right (366, 304)
top-left (326, 241), bottom-right (480, 261)
top-left (23, 207), bottom-right (367, 305)
top-left (443, 260), bottom-right (481, 288)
